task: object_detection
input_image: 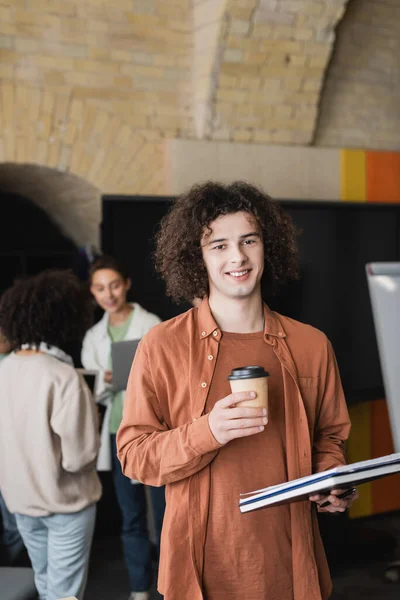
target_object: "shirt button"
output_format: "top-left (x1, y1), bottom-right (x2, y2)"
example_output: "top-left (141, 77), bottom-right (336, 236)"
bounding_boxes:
top-left (213, 330), bottom-right (218, 337)
top-left (208, 355), bottom-right (214, 360)
top-left (201, 382), bottom-right (207, 388)
top-left (201, 331), bottom-right (206, 337)
top-left (278, 332), bottom-right (283, 337)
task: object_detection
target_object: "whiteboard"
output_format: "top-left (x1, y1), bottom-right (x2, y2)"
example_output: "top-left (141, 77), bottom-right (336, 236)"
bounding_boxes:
top-left (366, 263), bottom-right (400, 452)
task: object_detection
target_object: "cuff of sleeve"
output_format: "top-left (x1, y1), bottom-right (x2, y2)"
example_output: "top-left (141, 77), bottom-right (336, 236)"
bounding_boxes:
top-left (190, 414), bottom-right (223, 454)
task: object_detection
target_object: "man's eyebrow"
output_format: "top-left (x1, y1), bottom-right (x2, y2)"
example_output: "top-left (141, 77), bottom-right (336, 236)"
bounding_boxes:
top-left (207, 237), bottom-right (227, 246)
top-left (207, 232), bottom-right (260, 246)
top-left (240, 231), bottom-right (260, 239)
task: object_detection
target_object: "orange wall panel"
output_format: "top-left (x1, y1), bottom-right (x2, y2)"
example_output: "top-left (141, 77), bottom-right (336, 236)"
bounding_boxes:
top-left (366, 151), bottom-right (400, 203)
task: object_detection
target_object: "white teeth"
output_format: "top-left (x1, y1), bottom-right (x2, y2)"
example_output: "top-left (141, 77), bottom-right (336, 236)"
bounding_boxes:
top-left (230, 270), bottom-right (248, 277)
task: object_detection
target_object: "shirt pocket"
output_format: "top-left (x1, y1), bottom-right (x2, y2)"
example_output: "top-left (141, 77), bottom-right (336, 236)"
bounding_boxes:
top-left (298, 377), bottom-right (320, 415)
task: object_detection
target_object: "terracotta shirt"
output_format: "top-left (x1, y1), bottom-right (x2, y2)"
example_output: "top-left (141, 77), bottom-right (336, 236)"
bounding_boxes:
top-left (203, 331), bottom-right (292, 599)
top-left (117, 299), bottom-right (351, 600)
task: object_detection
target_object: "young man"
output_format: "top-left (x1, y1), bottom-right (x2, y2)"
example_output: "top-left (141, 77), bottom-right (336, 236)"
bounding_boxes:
top-left (117, 181), bottom-right (358, 600)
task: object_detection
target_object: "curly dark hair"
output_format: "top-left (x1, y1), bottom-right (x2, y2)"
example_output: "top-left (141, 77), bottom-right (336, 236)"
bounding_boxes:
top-left (88, 254), bottom-right (129, 284)
top-left (0, 269), bottom-right (93, 351)
top-left (154, 181), bottom-right (300, 303)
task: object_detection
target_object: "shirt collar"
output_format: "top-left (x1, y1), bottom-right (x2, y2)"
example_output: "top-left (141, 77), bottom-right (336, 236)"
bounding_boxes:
top-left (197, 297), bottom-right (286, 341)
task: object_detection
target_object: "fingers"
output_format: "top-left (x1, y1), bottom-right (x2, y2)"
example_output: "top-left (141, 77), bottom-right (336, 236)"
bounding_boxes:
top-left (310, 488), bottom-right (358, 513)
top-left (229, 406), bottom-right (267, 420)
top-left (227, 425), bottom-right (266, 441)
top-left (226, 416), bottom-right (268, 430)
top-left (218, 391), bottom-right (257, 408)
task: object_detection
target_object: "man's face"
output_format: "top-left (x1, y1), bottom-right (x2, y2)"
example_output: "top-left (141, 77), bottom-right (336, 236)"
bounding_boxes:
top-left (201, 211), bottom-right (264, 301)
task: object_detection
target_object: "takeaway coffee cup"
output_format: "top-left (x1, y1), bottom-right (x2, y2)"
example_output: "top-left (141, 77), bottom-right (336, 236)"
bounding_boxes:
top-left (228, 366), bottom-right (269, 409)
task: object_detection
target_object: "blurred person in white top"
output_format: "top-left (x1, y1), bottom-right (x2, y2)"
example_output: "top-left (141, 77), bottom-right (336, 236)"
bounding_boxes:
top-left (0, 269), bottom-right (101, 600)
top-left (81, 255), bottom-right (164, 600)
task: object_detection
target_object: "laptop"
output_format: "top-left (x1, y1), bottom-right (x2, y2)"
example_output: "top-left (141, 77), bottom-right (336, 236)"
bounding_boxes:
top-left (76, 369), bottom-right (98, 395)
top-left (111, 339), bottom-right (141, 392)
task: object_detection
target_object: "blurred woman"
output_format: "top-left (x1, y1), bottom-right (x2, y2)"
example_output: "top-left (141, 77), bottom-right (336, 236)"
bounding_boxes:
top-left (0, 270), bottom-right (101, 600)
top-left (82, 255), bottom-right (165, 600)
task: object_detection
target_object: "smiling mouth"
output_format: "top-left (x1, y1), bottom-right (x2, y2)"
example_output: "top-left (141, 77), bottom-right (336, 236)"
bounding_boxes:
top-left (227, 269), bottom-right (251, 278)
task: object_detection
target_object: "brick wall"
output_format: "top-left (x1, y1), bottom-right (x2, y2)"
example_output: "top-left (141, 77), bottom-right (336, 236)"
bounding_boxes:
top-left (0, 0), bottom-right (399, 244)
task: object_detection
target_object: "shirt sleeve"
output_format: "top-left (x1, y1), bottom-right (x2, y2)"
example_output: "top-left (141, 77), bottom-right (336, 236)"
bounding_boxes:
top-left (117, 340), bottom-right (222, 487)
top-left (312, 339), bottom-right (351, 473)
top-left (51, 373), bottom-right (100, 473)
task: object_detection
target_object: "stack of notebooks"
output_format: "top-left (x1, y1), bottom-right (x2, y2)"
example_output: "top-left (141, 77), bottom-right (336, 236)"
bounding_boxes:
top-left (239, 453), bottom-right (400, 513)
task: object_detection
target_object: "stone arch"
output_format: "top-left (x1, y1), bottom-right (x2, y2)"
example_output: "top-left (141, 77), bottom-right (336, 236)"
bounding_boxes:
top-left (315, 0), bottom-right (400, 149)
top-left (0, 163), bottom-right (100, 246)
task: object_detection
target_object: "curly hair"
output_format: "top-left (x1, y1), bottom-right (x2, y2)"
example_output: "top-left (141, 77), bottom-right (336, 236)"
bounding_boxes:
top-left (0, 269), bottom-right (93, 351)
top-left (154, 181), bottom-right (300, 303)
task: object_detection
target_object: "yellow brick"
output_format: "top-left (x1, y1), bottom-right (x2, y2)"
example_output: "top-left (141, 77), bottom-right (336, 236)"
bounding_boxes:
top-left (35, 139), bottom-right (48, 164)
top-left (308, 55), bottom-right (331, 68)
top-left (259, 40), bottom-right (303, 53)
top-left (302, 78), bottom-right (322, 92)
top-left (113, 75), bottom-right (133, 88)
top-left (37, 115), bottom-right (52, 138)
top-left (294, 28), bottom-right (315, 41)
top-left (232, 129), bottom-right (252, 142)
top-left (61, 17), bottom-right (88, 33)
top-left (251, 104), bottom-right (272, 118)
top-left (43, 70), bottom-right (65, 85)
top-left (271, 130), bottom-right (296, 144)
top-left (48, 139), bottom-right (61, 168)
top-left (0, 63), bottom-right (13, 78)
top-left (288, 54), bottom-right (307, 67)
top-left (253, 129), bottom-right (273, 143)
top-left (217, 88), bottom-right (248, 103)
top-left (215, 102), bottom-right (236, 116)
top-left (15, 9), bottom-right (61, 29)
top-left (79, 59), bottom-right (121, 74)
top-left (0, 21), bottom-right (16, 35)
top-left (64, 121), bottom-right (78, 145)
top-left (282, 76), bottom-right (303, 91)
top-left (15, 38), bottom-right (39, 53)
top-left (303, 2), bottom-right (325, 16)
top-left (239, 76), bottom-right (261, 90)
top-left (88, 20), bottom-right (109, 33)
top-left (247, 52), bottom-right (267, 65)
top-left (126, 13), bottom-right (162, 28)
top-left (0, 6), bottom-right (12, 21)
top-left (150, 115), bottom-right (183, 129)
top-left (271, 25), bottom-right (296, 40)
top-left (226, 36), bottom-right (250, 50)
top-left (252, 24), bottom-right (273, 39)
top-left (228, 7), bottom-right (255, 21)
top-left (26, 0), bottom-right (76, 17)
top-left (219, 74), bottom-right (239, 88)
top-left (123, 114), bottom-right (148, 128)
top-left (273, 105), bottom-right (293, 119)
top-left (120, 64), bottom-right (164, 78)
top-left (89, 46), bottom-right (112, 60)
top-left (222, 63), bottom-right (260, 77)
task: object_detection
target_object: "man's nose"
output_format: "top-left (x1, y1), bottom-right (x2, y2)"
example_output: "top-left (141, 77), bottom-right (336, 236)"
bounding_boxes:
top-left (229, 245), bottom-right (247, 264)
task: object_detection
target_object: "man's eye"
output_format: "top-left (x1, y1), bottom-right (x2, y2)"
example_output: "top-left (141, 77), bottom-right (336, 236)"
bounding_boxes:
top-left (213, 245), bottom-right (225, 250)
top-left (243, 239), bottom-right (255, 245)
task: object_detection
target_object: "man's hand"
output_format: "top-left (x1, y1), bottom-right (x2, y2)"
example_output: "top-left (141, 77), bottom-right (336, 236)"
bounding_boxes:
top-left (309, 487), bottom-right (359, 513)
top-left (208, 391), bottom-right (268, 445)
top-left (104, 370), bottom-right (113, 384)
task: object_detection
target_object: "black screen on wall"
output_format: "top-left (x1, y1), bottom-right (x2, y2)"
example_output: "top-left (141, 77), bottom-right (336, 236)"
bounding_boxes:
top-left (101, 196), bottom-right (400, 403)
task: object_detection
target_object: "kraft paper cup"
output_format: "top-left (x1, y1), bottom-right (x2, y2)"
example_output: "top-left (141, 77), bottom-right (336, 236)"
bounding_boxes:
top-left (228, 365), bottom-right (269, 410)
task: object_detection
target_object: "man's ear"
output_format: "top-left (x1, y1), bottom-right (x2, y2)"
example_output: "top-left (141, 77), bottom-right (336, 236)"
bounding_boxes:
top-left (126, 278), bottom-right (132, 291)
